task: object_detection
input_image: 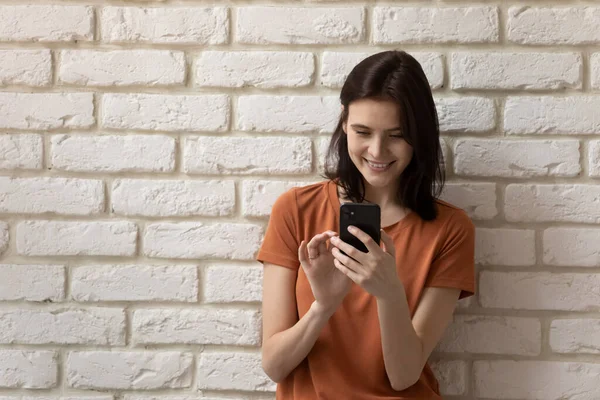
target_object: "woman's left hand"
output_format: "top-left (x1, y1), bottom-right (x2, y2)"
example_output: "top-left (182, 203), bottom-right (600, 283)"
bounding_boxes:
top-left (330, 226), bottom-right (403, 300)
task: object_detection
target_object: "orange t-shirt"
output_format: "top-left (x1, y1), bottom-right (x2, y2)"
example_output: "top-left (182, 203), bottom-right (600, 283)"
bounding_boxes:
top-left (257, 179), bottom-right (475, 400)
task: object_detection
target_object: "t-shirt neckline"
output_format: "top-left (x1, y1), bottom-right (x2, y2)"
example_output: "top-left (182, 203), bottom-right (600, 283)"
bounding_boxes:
top-left (326, 179), bottom-right (418, 233)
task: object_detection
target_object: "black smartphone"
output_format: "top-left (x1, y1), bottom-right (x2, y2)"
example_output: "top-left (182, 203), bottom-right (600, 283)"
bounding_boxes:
top-left (339, 203), bottom-right (381, 254)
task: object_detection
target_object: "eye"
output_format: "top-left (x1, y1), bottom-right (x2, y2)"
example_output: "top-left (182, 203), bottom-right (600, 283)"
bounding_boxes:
top-left (390, 134), bottom-right (404, 138)
top-left (355, 131), bottom-right (369, 135)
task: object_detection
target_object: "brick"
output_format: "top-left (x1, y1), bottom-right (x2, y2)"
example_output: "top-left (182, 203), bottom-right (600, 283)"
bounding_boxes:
top-left (373, 7), bottom-right (498, 44)
top-left (508, 7), bottom-right (600, 45)
top-left (102, 94), bottom-right (229, 132)
top-left (183, 136), bottom-right (312, 175)
top-left (543, 228), bottom-right (600, 267)
top-left (236, 7), bottom-right (364, 44)
top-left (451, 52), bottom-right (581, 90)
top-left (476, 228), bottom-right (535, 266)
top-left (440, 138), bottom-right (449, 168)
top-left (474, 360), bottom-right (600, 399)
top-left (21, 397), bottom-right (113, 400)
top-left (592, 53), bottom-right (600, 89)
top-left (67, 351), bottom-right (192, 389)
top-left (430, 360), bottom-right (467, 396)
top-left (437, 316), bottom-right (541, 355)
top-left (505, 96), bottom-right (600, 135)
top-left (144, 222), bottom-right (262, 260)
top-left (0, 93), bottom-right (94, 130)
top-left (132, 309), bottom-right (260, 345)
top-left (50, 134), bottom-right (175, 173)
top-left (590, 140), bottom-right (600, 177)
top-left (550, 319), bottom-right (600, 354)
top-left (457, 295), bottom-right (474, 310)
top-left (112, 179), bottom-right (234, 217)
top-left (242, 180), bottom-right (311, 217)
top-left (124, 397), bottom-right (207, 400)
top-left (71, 265), bottom-right (197, 302)
top-left (59, 50), bottom-right (185, 86)
top-left (320, 51), bottom-right (444, 89)
top-left (195, 51), bottom-right (314, 88)
top-left (0, 350), bottom-right (57, 388)
top-left (237, 96), bottom-right (339, 133)
top-left (204, 264), bottom-right (262, 303)
top-left (17, 220), bottom-right (137, 257)
top-left (0, 134), bottom-right (43, 170)
top-left (0, 177), bottom-right (104, 215)
top-left (480, 271), bottom-right (600, 311)
top-left (197, 352), bottom-right (275, 391)
top-left (0, 308), bottom-right (125, 345)
top-left (436, 97), bottom-right (496, 133)
top-left (124, 397), bottom-right (242, 400)
top-left (505, 184), bottom-right (600, 223)
top-left (439, 183), bottom-right (497, 220)
top-left (0, 50), bottom-right (52, 86)
top-left (454, 139), bottom-right (580, 178)
top-left (101, 7), bottom-right (228, 44)
top-left (317, 135), bottom-right (333, 173)
top-left (0, 6), bottom-right (93, 42)
top-left (0, 222), bottom-right (8, 256)
top-left (0, 265), bottom-right (64, 301)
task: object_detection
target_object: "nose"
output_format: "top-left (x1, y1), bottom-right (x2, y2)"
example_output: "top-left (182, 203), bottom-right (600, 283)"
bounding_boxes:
top-left (368, 136), bottom-right (387, 159)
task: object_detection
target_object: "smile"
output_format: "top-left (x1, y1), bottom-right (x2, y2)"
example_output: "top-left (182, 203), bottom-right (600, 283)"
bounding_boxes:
top-left (364, 158), bottom-right (395, 170)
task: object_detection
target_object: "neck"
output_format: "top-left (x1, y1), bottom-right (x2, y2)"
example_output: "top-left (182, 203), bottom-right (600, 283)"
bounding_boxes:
top-left (338, 180), bottom-right (403, 209)
top-left (363, 181), bottom-right (401, 209)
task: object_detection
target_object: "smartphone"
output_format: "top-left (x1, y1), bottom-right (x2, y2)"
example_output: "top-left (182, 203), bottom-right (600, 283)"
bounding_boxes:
top-left (339, 203), bottom-right (381, 254)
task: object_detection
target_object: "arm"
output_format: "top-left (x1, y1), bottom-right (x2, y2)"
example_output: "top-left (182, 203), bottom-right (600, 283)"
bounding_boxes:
top-left (261, 263), bottom-right (335, 383)
top-left (377, 285), bottom-right (460, 391)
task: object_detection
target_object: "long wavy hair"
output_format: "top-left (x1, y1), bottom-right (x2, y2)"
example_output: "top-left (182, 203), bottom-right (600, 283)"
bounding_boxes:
top-left (323, 50), bottom-right (445, 221)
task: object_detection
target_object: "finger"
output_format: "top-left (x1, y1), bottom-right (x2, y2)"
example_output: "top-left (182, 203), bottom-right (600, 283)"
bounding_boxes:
top-left (318, 232), bottom-right (334, 255)
top-left (331, 246), bottom-right (364, 274)
top-left (333, 258), bottom-right (361, 283)
top-left (330, 236), bottom-right (367, 264)
top-left (306, 236), bottom-right (322, 259)
top-left (318, 239), bottom-right (328, 256)
top-left (380, 229), bottom-right (396, 256)
top-left (308, 232), bottom-right (337, 257)
top-left (298, 240), bottom-right (308, 265)
top-left (347, 225), bottom-right (380, 254)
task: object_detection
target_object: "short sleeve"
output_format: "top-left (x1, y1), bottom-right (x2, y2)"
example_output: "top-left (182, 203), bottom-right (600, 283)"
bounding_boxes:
top-left (256, 188), bottom-right (301, 271)
top-left (425, 210), bottom-right (475, 299)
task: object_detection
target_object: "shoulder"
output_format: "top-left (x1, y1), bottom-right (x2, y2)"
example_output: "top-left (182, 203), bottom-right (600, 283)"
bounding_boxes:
top-left (283, 180), bottom-right (330, 208)
top-left (293, 180), bottom-right (329, 197)
top-left (271, 180), bottom-right (329, 213)
top-left (434, 200), bottom-right (475, 238)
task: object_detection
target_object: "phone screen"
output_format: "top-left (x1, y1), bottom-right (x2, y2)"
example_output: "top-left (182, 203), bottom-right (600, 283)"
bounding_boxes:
top-left (339, 203), bottom-right (381, 254)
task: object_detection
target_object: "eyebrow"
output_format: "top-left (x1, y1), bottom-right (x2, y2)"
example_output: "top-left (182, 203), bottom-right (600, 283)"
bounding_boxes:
top-left (350, 124), bottom-right (402, 132)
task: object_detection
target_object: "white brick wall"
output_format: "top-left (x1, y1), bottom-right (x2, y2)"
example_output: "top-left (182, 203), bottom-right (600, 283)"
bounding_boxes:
top-left (59, 50), bottom-right (186, 87)
top-left (1, 1), bottom-right (598, 398)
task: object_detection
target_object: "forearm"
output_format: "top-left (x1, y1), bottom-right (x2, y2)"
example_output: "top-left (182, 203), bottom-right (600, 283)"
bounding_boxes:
top-left (262, 301), bottom-right (334, 382)
top-left (377, 286), bottom-right (423, 391)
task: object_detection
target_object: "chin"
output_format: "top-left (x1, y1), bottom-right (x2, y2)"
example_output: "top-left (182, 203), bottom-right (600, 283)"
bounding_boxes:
top-left (360, 169), bottom-right (399, 187)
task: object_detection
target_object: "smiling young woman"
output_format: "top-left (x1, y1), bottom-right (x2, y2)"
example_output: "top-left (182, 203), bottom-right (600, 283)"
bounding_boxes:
top-left (257, 50), bottom-right (475, 400)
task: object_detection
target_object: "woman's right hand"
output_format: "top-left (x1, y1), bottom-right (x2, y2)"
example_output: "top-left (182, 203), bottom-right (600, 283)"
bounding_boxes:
top-left (298, 231), bottom-right (352, 314)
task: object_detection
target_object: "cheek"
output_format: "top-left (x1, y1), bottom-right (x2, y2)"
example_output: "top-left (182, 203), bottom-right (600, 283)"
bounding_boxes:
top-left (347, 137), bottom-right (365, 156)
top-left (394, 144), bottom-right (414, 165)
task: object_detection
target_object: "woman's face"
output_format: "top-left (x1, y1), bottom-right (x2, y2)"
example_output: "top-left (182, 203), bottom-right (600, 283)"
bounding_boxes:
top-left (342, 98), bottom-right (414, 190)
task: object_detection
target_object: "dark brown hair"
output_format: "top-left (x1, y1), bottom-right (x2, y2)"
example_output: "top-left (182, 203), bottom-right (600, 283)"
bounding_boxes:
top-left (323, 50), bottom-right (444, 221)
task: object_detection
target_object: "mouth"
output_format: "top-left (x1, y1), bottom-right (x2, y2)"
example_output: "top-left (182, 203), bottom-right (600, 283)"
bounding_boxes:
top-left (364, 158), bottom-right (395, 171)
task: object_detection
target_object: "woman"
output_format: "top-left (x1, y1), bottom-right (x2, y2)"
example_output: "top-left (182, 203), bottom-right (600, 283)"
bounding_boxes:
top-left (257, 50), bottom-right (475, 399)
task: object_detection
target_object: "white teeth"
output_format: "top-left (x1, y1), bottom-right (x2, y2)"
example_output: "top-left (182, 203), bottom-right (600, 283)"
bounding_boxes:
top-left (367, 160), bottom-right (390, 168)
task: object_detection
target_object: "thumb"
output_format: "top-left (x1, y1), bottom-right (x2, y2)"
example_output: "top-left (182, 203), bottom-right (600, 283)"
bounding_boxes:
top-left (380, 229), bottom-right (396, 256)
